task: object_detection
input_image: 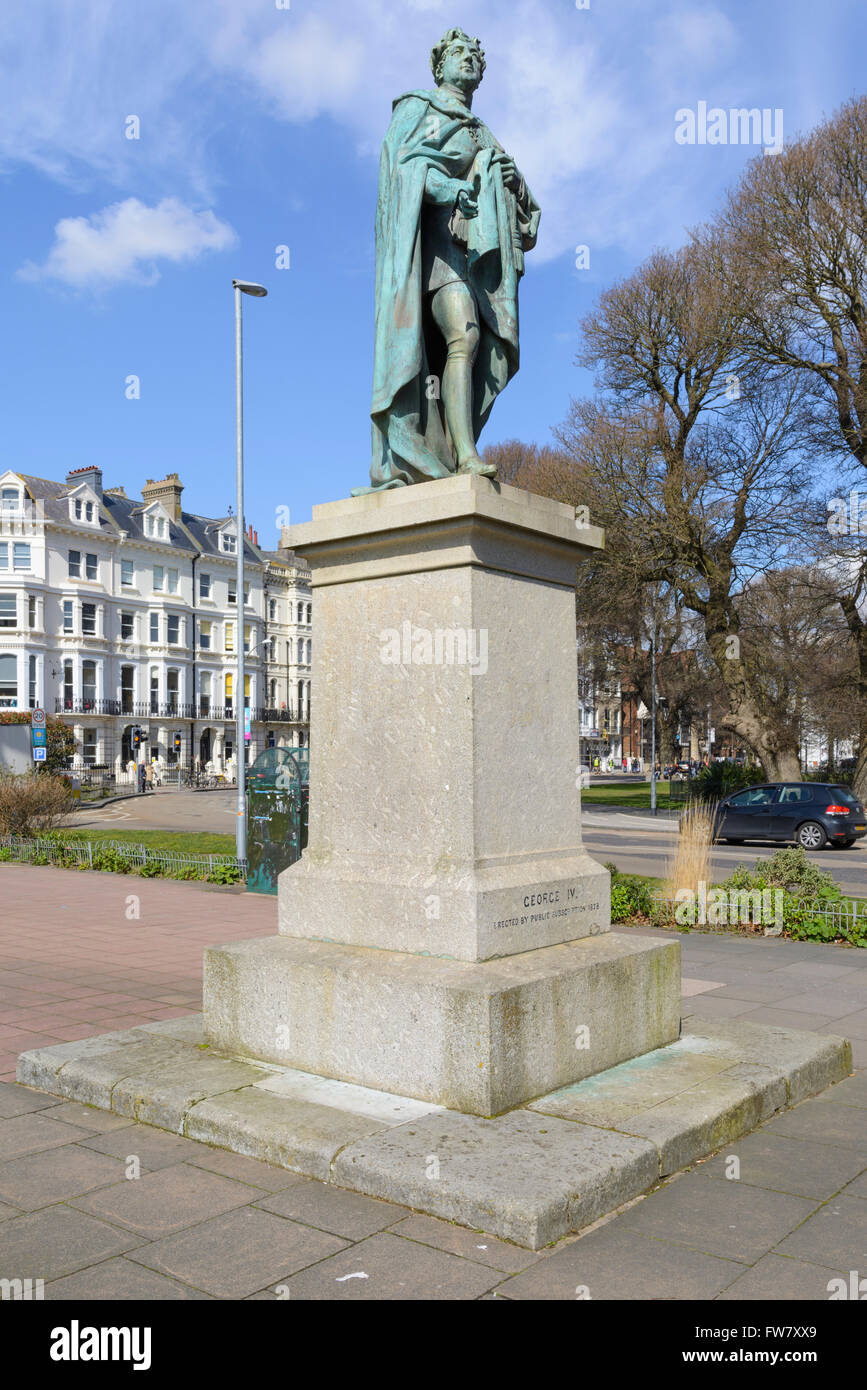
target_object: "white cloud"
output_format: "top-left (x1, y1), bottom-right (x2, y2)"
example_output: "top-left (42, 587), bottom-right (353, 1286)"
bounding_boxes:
top-left (17, 197), bottom-right (236, 288)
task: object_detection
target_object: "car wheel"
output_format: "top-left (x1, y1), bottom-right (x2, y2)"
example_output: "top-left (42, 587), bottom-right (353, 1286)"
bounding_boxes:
top-left (796, 821), bottom-right (827, 850)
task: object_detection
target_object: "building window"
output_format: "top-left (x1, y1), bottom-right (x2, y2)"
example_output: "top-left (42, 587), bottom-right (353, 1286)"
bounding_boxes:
top-left (167, 568), bottom-right (178, 595)
top-left (269, 679), bottom-right (277, 703)
top-left (63, 659), bottom-right (73, 710)
top-left (225, 622), bottom-right (234, 653)
top-left (158, 518), bottom-right (166, 539)
top-left (225, 671), bottom-right (233, 714)
top-left (1, 487), bottom-right (19, 513)
top-left (199, 671), bottom-right (211, 715)
top-left (74, 498), bottom-right (82, 519)
top-left (28, 596), bottom-right (37, 628)
top-left (167, 615), bottom-right (180, 645)
top-left (85, 501), bottom-right (94, 522)
top-left (149, 612), bottom-right (159, 643)
top-left (150, 668), bottom-right (159, 713)
top-left (166, 669), bottom-right (179, 713)
top-left (243, 624), bottom-right (251, 653)
top-left (0, 543), bottom-right (7, 569)
top-left (297, 602), bottom-right (303, 622)
top-left (62, 599), bottom-right (73, 633)
top-left (269, 599), bottom-right (276, 620)
top-left (221, 532), bottom-right (236, 554)
top-left (153, 565), bottom-right (165, 592)
top-left (85, 553), bottom-right (97, 581)
top-left (0, 654), bottom-right (16, 707)
top-left (228, 582), bottom-right (237, 605)
top-left (81, 603), bottom-right (96, 636)
top-left (200, 573), bottom-right (211, 599)
top-left (199, 620), bottom-right (211, 651)
top-left (121, 559), bottom-right (134, 587)
top-left (306, 640), bottom-right (311, 664)
top-left (120, 612), bottom-right (134, 640)
top-left (13, 543), bottom-right (31, 572)
top-left (82, 729), bottom-right (97, 765)
top-left (0, 594), bottom-right (16, 628)
top-left (82, 660), bottom-right (97, 709)
top-left (68, 549), bottom-right (81, 578)
top-left (121, 666), bottom-right (134, 714)
top-left (28, 654), bottom-right (36, 709)
top-left (306, 604), bottom-right (311, 624)
top-left (244, 584), bottom-right (250, 606)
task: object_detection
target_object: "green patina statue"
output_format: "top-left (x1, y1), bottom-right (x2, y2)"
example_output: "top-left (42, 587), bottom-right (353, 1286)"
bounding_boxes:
top-left (354, 28), bottom-right (541, 493)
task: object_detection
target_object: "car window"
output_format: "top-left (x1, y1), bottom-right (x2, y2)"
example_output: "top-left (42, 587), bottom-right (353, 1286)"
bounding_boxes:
top-left (729, 787), bottom-right (776, 807)
top-left (828, 785), bottom-right (859, 805)
top-left (778, 785), bottom-right (813, 804)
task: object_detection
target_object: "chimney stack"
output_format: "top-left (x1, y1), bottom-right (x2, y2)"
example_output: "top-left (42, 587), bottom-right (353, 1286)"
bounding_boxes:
top-left (141, 472), bottom-right (184, 522)
top-left (65, 465), bottom-right (103, 499)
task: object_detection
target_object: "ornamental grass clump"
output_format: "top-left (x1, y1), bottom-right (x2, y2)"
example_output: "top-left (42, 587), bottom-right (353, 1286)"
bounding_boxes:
top-left (664, 800), bottom-right (717, 919)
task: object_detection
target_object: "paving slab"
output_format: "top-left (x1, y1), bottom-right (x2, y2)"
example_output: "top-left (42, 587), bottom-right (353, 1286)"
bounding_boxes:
top-left (254, 1182), bottom-right (405, 1240)
top-left (70, 1162), bottom-right (263, 1238)
top-left (618, 1170), bottom-right (820, 1263)
top-left (696, 1132), bottom-right (867, 1200)
top-left (277, 1230), bottom-right (500, 1301)
top-left (0, 1204), bottom-right (146, 1281)
top-left (45, 1257), bottom-right (214, 1301)
top-left (716, 1252), bottom-right (852, 1301)
top-left (126, 1205), bottom-right (349, 1299)
top-left (388, 1212), bottom-right (541, 1273)
top-left (501, 1223), bottom-right (746, 1301)
top-left (774, 1194), bottom-right (867, 1270)
top-left (0, 1145), bottom-right (128, 1210)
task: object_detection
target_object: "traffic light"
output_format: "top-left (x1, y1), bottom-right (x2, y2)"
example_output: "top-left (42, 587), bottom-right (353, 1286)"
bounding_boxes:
top-left (133, 728), bottom-right (141, 749)
top-left (173, 732), bottom-right (182, 753)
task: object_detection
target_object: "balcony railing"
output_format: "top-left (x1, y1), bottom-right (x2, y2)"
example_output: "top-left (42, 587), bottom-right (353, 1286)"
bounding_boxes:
top-left (53, 699), bottom-right (311, 722)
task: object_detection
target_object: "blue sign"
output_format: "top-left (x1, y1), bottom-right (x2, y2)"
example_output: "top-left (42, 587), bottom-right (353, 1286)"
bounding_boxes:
top-left (32, 728), bottom-right (47, 747)
top-left (32, 746), bottom-right (47, 762)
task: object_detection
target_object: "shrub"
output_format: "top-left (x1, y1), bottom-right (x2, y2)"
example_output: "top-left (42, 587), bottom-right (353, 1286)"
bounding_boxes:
top-left (136, 860), bottom-right (165, 878)
top-left (692, 761), bottom-right (766, 802)
top-left (91, 845), bottom-right (133, 874)
top-left (757, 846), bottom-right (841, 902)
top-left (0, 772), bottom-right (73, 837)
top-left (207, 862), bottom-right (243, 885)
top-left (608, 866), bottom-right (654, 921)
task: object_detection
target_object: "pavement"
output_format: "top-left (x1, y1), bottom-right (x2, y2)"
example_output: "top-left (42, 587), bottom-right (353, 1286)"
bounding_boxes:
top-left (1, 864), bottom-right (866, 1299)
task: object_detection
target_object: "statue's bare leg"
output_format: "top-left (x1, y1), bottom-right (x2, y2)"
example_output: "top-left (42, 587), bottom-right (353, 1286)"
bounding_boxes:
top-left (431, 282), bottom-right (496, 477)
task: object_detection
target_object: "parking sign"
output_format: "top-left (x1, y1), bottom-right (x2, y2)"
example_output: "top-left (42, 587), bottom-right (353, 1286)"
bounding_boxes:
top-left (32, 746), bottom-right (47, 762)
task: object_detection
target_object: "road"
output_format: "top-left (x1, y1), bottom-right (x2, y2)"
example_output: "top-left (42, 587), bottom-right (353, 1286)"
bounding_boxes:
top-left (583, 815), bottom-right (867, 897)
top-left (71, 788), bottom-right (237, 835)
top-left (70, 791), bottom-right (867, 897)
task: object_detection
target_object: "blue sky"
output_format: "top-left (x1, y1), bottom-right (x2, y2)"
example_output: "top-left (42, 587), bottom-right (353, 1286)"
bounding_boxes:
top-left (0, 0), bottom-right (863, 535)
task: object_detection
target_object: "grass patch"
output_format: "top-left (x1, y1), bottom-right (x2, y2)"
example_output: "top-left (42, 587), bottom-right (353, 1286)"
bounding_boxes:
top-left (581, 781), bottom-right (677, 809)
top-left (62, 827), bottom-right (235, 855)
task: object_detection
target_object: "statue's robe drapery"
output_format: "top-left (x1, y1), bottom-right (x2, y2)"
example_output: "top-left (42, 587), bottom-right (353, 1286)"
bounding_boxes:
top-left (361, 88), bottom-right (540, 491)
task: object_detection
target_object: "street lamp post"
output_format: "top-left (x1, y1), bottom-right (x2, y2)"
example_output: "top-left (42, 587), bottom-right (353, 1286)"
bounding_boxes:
top-left (233, 278), bottom-right (268, 864)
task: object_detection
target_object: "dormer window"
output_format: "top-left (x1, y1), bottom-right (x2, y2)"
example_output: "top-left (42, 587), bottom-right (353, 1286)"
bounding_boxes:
top-left (70, 491), bottom-right (98, 525)
top-left (221, 532), bottom-right (237, 554)
top-left (145, 513), bottom-right (167, 539)
top-left (1, 487), bottom-right (18, 513)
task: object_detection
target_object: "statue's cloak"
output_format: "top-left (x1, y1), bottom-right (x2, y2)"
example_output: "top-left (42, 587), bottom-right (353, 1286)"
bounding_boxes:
top-left (362, 88), bottom-right (540, 491)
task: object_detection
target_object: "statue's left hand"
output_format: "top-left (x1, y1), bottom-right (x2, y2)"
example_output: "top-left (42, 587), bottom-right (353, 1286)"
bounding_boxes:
top-left (492, 151), bottom-right (522, 193)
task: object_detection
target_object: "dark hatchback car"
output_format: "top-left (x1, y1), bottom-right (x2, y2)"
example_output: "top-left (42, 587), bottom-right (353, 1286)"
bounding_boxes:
top-left (714, 783), bottom-right (867, 851)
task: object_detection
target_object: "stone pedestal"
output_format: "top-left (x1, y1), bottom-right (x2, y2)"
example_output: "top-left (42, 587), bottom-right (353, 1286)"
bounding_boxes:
top-left (203, 475), bottom-right (681, 1115)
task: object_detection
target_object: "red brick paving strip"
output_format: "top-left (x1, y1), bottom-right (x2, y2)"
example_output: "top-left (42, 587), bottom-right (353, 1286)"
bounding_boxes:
top-left (0, 865), bottom-right (276, 1080)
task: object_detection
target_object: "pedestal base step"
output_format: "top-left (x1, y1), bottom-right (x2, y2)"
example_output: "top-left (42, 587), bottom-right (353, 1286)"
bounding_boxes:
top-left (202, 931), bottom-right (681, 1116)
top-left (17, 1015), bottom-right (851, 1250)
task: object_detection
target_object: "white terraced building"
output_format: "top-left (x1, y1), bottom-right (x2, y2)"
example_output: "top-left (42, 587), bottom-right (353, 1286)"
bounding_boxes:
top-left (0, 467), bottom-right (311, 778)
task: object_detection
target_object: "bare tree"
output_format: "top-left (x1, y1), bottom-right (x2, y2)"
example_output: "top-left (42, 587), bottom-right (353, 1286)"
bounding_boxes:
top-left (559, 244), bottom-right (813, 779)
top-left (697, 94), bottom-right (867, 792)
